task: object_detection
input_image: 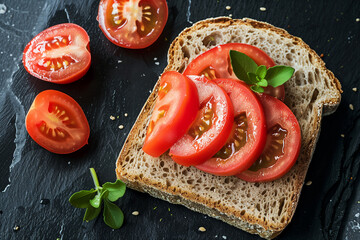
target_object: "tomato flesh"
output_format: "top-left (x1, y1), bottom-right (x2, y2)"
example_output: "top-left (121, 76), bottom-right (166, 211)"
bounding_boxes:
top-left (237, 94), bottom-right (301, 182)
top-left (142, 71), bottom-right (199, 157)
top-left (26, 90), bottom-right (90, 154)
top-left (183, 43), bottom-right (285, 101)
top-left (98, 0), bottom-right (168, 49)
top-left (169, 76), bottom-right (234, 166)
top-left (196, 79), bottom-right (267, 176)
top-left (23, 23), bottom-right (91, 84)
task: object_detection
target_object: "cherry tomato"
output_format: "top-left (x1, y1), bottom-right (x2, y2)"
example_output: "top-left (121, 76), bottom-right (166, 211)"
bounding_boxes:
top-left (98, 0), bottom-right (168, 49)
top-left (143, 71), bottom-right (199, 157)
top-left (183, 43), bottom-right (285, 101)
top-left (169, 76), bottom-right (234, 166)
top-left (237, 94), bottom-right (301, 182)
top-left (23, 23), bottom-right (91, 84)
top-left (196, 79), bottom-right (267, 176)
top-left (26, 90), bottom-right (90, 154)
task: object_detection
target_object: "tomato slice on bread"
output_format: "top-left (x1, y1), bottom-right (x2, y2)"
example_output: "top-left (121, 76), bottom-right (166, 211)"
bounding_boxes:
top-left (142, 71), bottom-right (199, 157)
top-left (98, 0), bottom-right (168, 49)
top-left (237, 94), bottom-right (301, 182)
top-left (26, 90), bottom-right (90, 154)
top-left (183, 43), bottom-right (285, 101)
top-left (196, 79), bottom-right (267, 176)
top-left (169, 76), bottom-right (234, 166)
top-left (23, 23), bottom-right (91, 84)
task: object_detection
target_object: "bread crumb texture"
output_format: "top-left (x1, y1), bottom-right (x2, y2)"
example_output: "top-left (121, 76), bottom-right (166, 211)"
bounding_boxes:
top-left (117, 18), bottom-right (342, 239)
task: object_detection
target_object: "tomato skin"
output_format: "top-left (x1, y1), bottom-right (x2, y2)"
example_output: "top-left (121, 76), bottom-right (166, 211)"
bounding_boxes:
top-left (169, 76), bottom-right (234, 166)
top-left (26, 90), bottom-right (90, 154)
top-left (142, 71), bottom-right (199, 157)
top-left (237, 94), bottom-right (301, 182)
top-left (98, 0), bottom-right (168, 49)
top-left (23, 23), bottom-right (91, 84)
top-left (183, 43), bottom-right (285, 101)
top-left (195, 79), bottom-right (267, 176)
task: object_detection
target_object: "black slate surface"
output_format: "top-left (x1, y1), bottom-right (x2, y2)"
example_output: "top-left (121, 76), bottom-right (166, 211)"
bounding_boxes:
top-left (1, 0), bottom-right (360, 239)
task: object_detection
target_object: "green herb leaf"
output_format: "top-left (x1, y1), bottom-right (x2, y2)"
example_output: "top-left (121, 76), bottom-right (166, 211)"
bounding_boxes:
top-left (266, 65), bottom-right (295, 87)
top-left (103, 199), bottom-right (124, 229)
top-left (83, 205), bottom-right (101, 222)
top-left (230, 50), bottom-right (258, 84)
top-left (69, 189), bottom-right (97, 208)
top-left (258, 79), bottom-right (268, 87)
top-left (256, 65), bottom-right (267, 79)
top-left (247, 72), bottom-right (259, 85)
top-left (251, 85), bottom-right (265, 93)
top-left (90, 190), bottom-right (109, 208)
top-left (103, 180), bottom-right (126, 202)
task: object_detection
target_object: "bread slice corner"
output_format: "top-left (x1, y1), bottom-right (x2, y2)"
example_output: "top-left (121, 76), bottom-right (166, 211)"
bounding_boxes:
top-left (116, 17), bottom-right (342, 239)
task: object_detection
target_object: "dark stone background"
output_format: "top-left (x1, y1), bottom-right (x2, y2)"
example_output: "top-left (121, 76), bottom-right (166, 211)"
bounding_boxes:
top-left (0, 0), bottom-right (359, 239)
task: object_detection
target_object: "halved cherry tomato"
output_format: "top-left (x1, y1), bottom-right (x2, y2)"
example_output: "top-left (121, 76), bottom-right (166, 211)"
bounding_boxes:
top-left (169, 76), bottom-right (234, 166)
top-left (98, 0), bottom-right (168, 49)
top-left (26, 90), bottom-right (90, 154)
top-left (237, 94), bottom-right (301, 182)
top-left (183, 43), bottom-right (285, 101)
top-left (196, 79), bottom-right (267, 176)
top-left (23, 23), bottom-right (91, 84)
top-left (142, 71), bottom-right (199, 157)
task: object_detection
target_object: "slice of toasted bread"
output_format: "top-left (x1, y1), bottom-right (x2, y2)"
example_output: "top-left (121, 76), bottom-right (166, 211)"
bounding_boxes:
top-left (116, 17), bottom-right (342, 239)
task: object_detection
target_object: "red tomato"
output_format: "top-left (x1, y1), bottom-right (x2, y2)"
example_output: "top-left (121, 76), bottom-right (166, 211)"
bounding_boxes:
top-left (98, 0), bottom-right (168, 49)
top-left (237, 94), bottom-right (301, 182)
top-left (196, 79), bottom-right (267, 176)
top-left (23, 23), bottom-right (91, 84)
top-left (142, 71), bottom-right (199, 157)
top-left (183, 43), bottom-right (285, 101)
top-left (169, 76), bottom-right (234, 166)
top-left (26, 90), bottom-right (90, 154)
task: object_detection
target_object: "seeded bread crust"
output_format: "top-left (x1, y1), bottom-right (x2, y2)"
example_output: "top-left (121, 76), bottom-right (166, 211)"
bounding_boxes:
top-left (116, 17), bottom-right (342, 239)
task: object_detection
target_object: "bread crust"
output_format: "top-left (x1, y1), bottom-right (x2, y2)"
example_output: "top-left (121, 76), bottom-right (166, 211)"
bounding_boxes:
top-left (116, 17), bottom-right (342, 239)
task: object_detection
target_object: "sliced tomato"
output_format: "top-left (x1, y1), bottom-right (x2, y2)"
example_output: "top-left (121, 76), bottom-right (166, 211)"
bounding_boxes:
top-left (26, 90), bottom-right (90, 154)
top-left (183, 43), bottom-right (285, 101)
top-left (142, 71), bottom-right (199, 157)
top-left (195, 79), bottom-right (267, 176)
top-left (237, 94), bottom-right (301, 182)
top-left (98, 0), bottom-right (168, 49)
top-left (23, 23), bottom-right (91, 84)
top-left (169, 76), bottom-right (234, 166)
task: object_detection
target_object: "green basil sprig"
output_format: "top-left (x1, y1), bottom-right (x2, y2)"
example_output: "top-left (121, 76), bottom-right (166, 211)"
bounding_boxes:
top-left (229, 50), bottom-right (295, 93)
top-left (69, 168), bottom-right (126, 229)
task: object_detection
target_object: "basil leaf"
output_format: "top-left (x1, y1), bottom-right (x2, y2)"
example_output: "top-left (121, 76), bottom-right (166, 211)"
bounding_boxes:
top-left (247, 72), bottom-right (259, 85)
top-left (256, 65), bottom-right (267, 79)
top-left (69, 189), bottom-right (97, 208)
top-left (230, 50), bottom-right (258, 84)
top-left (103, 199), bottom-right (124, 229)
top-left (258, 79), bottom-right (268, 87)
top-left (83, 205), bottom-right (101, 222)
top-left (90, 190), bottom-right (108, 209)
top-left (266, 66), bottom-right (295, 87)
top-left (250, 85), bottom-right (264, 93)
top-left (103, 180), bottom-right (126, 202)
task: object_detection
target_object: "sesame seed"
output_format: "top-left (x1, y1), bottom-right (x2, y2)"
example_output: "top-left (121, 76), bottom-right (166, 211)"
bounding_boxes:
top-left (353, 87), bottom-right (357, 92)
top-left (305, 181), bottom-right (312, 186)
top-left (349, 104), bottom-right (354, 110)
top-left (110, 115), bottom-right (115, 120)
top-left (119, 125), bottom-right (124, 129)
top-left (155, 62), bottom-right (160, 65)
top-left (341, 134), bottom-right (345, 138)
top-left (124, 113), bottom-right (128, 117)
top-left (260, 7), bottom-right (266, 11)
top-left (198, 226), bottom-right (206, 232)
top-left (356, 18), bottom-right (360, 22)
top-left (225, 6), bottom-right (231, 10)
top-left (117, 60), bottom-right (122, 63)
top-left (229, 14), bottom-right (232, 17)
top-left (132, 211), bottom-right (139, 216)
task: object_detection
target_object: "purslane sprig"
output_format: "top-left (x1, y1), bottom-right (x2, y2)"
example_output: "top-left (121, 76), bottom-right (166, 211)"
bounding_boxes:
top-left (69, 168), bottom-right (126, 229)
top-left (230, 50), bottom-right (295, 93)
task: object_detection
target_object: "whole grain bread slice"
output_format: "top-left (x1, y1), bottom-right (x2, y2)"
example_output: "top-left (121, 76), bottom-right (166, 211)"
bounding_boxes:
top-left (116, 17), bottom-right (342, 239)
